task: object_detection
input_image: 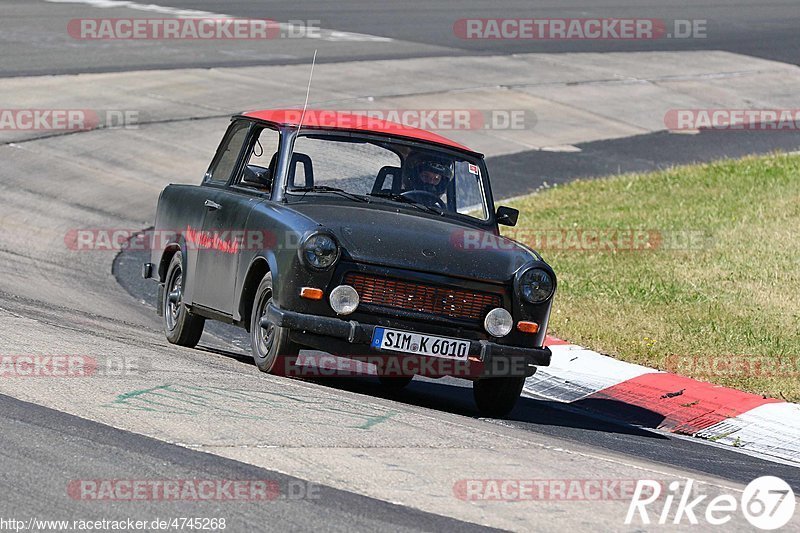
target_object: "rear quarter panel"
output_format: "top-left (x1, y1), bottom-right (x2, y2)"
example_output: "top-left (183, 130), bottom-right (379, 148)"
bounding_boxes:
top-left (150, 184), bottom-right (209, 304)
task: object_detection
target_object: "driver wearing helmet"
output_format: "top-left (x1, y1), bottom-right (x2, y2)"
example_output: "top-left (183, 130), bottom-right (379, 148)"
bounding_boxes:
top-left (406, 156), bottom-right (455, 197)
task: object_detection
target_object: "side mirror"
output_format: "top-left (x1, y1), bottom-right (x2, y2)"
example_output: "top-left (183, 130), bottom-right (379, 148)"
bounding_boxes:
top-left (496, 206), bottom-right (519, 227)
top-left (242, 165), bottom-right (273, 190)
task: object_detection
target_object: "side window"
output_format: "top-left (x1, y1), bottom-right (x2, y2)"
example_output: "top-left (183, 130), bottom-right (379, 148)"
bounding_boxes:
top-left (206, 122), bottom-right (250, 184)
top-left (454, 162), bottom-right (489, 220)
top-left (247, 127), bottom-right (280, 170)
top-left (234, 127), bottom-right (280, 193)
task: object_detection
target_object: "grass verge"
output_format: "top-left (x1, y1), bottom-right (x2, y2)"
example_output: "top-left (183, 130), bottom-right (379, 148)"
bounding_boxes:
top-left (504, 153), bottom-right (800, 402)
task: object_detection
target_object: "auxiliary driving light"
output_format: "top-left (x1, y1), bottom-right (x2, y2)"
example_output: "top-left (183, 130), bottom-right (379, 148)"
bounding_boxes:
top-left (484, 308), bottom-right (513, 337)
top-left (329, 285), bottom-right (359, 315)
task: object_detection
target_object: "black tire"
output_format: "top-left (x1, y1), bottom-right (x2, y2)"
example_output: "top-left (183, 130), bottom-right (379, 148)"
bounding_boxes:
top-left (250, 272), bottom-right (299, 374)
top-left (378, 375), bottom-right (414, 391)
top-left (473, 376), bottom-right (526, 418)
top-left (163, 253), bottom-right (205, 347)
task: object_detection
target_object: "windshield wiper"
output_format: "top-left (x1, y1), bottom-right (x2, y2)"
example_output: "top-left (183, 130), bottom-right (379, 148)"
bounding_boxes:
top-left (290, 186), bottom-right (370, 203)
top-left (368, 192), bottom-right (445, 216)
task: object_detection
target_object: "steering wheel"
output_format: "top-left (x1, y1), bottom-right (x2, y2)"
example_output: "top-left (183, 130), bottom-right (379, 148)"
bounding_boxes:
top-left (401, 190), bottom-right (447, 211)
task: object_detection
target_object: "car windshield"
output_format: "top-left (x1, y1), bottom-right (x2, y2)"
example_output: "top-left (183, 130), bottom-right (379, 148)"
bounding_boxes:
top-left (286, 133), bottom-right (490, 221)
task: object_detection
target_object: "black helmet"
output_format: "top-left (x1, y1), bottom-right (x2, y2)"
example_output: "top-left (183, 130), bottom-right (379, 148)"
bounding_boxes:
top-left (410, 156), bottom-right (454, 195)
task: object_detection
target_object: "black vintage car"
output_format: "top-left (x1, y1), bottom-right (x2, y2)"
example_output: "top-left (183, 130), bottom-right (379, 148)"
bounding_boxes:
top-left (144, 109), bottom-right (556, 417)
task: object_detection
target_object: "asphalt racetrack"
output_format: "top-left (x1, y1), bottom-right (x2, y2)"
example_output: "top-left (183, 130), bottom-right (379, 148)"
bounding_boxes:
top-left (0, 1), bottom-right (798, 531)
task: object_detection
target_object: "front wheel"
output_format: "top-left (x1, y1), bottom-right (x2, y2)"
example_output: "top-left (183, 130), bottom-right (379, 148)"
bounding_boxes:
top-left (163, 253), bottom-right (205, 347)
top-left (473, 376), bottom-right (526, 418)
top-left (250, 272), bottom-right (299, 374)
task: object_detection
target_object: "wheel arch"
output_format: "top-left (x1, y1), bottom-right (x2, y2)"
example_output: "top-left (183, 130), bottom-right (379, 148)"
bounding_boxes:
top-left (158, 243), bottom-right (185, 282)
top-left (238, 254), bottom-right (278, 331)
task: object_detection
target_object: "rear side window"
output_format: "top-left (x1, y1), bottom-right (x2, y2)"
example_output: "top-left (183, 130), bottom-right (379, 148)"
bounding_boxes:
top-left (246, 127), bottom-right (280, 171)
top-left (232, 127), bottom-right (281, 193)
top-left (206, 122), bottom-right (250, 183)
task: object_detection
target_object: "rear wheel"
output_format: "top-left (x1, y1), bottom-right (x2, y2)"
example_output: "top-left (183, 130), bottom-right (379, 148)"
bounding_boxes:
top-left (250, 272), bottom-right (299, 374)
top-left (473, 376), bottom-right (526, 418)
top-left (163, 253), bottom-right (205, 347)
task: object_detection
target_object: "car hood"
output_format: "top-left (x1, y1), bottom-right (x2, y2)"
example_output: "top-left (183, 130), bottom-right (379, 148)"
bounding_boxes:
top-left (288, 202), bottom-right (537, 282)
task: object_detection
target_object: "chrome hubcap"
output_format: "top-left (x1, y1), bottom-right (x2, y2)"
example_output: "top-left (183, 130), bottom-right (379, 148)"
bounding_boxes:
top-left (256, 291), bottom-right (275, 356)
top-left (166, 271), bottom-right (182, 330)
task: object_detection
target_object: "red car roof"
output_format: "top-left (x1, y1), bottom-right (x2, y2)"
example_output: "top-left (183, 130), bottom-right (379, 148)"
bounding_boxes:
top-left (242, 109), bottom-right (477, 154)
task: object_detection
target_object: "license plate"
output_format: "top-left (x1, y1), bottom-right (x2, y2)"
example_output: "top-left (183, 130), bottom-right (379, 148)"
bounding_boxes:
top-left (371, 327), bottom-right (470, 360)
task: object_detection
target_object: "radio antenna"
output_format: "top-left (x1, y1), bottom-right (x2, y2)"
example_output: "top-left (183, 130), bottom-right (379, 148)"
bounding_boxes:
top-left (283, 49), bottom-right (317, 202)
top-left (297, 49), bottom-right (317, 135)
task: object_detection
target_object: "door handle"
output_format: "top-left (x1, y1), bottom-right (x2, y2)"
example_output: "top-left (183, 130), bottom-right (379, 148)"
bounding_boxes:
top-left (204, 199), bottom-right (222, 210)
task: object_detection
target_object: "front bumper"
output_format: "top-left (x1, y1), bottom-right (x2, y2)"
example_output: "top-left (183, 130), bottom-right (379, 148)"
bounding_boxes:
top-left (262, 304), bottom-right (551, 378)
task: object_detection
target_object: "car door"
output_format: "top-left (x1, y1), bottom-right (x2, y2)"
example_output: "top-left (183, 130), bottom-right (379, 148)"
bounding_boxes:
top-left (192, 120), bottom-right (252, 314)
top-left (193, 122), bottom-right (281, 316)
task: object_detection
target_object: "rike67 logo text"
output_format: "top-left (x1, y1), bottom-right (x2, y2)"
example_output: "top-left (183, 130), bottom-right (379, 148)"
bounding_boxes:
top-left (626, 477), bottom-right (796, 530)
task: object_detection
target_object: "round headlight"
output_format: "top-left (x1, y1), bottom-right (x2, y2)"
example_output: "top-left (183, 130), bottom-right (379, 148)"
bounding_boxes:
top-left (484, 308), bottom-right (513, 337)
top-left (519, 268), bottom-right (555, 304)
top-left (301, 233), bottom-right (339, 270)
top-left (329, 285), bottom-right (360, 315)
